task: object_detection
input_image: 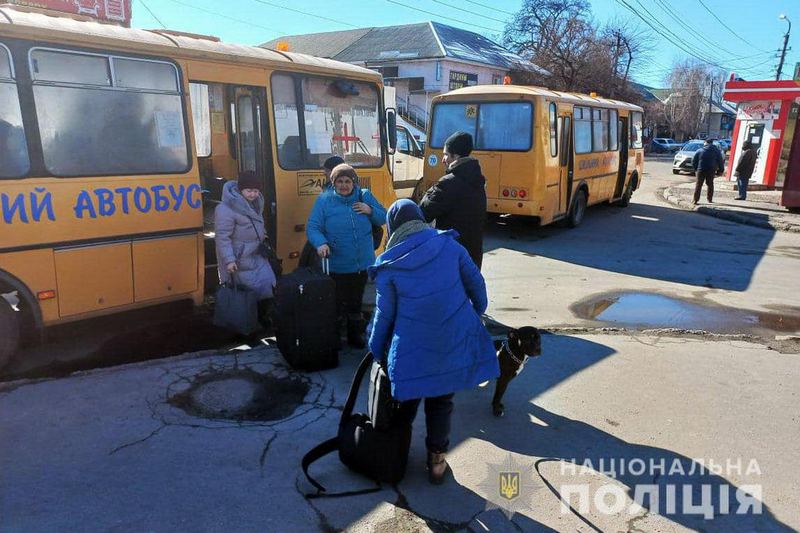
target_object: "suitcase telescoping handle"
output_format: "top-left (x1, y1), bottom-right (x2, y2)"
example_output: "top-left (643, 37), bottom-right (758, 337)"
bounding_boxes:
top-left (322, 257), bottom-right (330, 275)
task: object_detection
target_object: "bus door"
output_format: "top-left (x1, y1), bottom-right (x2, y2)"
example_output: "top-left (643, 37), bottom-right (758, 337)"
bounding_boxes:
top-left (614, 116), bottom-right (629, 198)
top-left (231, 86), bottom-right (277, 243)
top-left (558, 115), bottom-right (573, 215)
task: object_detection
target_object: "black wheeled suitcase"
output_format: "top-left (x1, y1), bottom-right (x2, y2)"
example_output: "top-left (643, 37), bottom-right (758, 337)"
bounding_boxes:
top-left (275, 258), bottom-right (338, 371)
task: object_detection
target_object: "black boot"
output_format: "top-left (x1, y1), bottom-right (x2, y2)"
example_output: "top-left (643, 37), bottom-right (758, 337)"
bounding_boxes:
top-left (347, 313), bottom-right (366, 349)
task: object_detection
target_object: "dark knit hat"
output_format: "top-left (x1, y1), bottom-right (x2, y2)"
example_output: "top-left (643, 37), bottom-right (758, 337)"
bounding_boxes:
top-left (330, 163), bottom-right (359, 184)
top-left (237, 171), bottom-right (263, 191)
top-left (444, 131), bottom-right (473, 157)
top-left (323, 155), bottom-right (345, 170)
top-left (386, 199), bottom-right (425, 236)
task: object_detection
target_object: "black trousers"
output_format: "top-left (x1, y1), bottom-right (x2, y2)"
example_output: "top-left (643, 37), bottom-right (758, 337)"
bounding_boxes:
top-left (330, 271), bottom-right (367, 320)
top-left (694, 171), bottom-right (715, 203)
top-left (397, 393), bottom-right (455, 453)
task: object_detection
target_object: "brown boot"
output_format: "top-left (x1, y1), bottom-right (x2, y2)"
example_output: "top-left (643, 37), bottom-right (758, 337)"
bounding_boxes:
top-left (427, 452), bottom-right (448, 485)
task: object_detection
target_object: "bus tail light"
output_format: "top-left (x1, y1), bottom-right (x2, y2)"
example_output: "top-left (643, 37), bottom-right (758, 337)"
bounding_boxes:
top-left (510, 189), bottom-right (518, 198)
top-left (37, 290), bottom-right (56, 300)
top-left (518, 189), bottom-right (527, 199)
top-left (502, 189), bottom-right (510, 197)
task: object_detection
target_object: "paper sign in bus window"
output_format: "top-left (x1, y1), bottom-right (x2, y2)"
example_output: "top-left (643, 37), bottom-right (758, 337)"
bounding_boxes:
top-left (154, 111), bottom-right (184, 148)
top-left (465, 104), bottom-right (477, 119)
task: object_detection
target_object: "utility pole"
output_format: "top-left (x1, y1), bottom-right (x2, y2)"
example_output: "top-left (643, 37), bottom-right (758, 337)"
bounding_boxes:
top-left (706, 78), bottom-right (713, 138)
top-left (777, 14), bottom-right (792, 80)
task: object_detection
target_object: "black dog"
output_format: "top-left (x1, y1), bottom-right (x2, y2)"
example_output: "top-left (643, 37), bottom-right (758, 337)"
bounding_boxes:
top-left (492, 326), bottom-right (542, 417)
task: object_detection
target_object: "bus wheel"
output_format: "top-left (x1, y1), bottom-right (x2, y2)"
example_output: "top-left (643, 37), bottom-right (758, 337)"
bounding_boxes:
top-left (567, 190), bottom-right (587, 228)
top-left (616, 181), bottom-right (634, 207)
top-left (0, 296), bottom-right (20, 370)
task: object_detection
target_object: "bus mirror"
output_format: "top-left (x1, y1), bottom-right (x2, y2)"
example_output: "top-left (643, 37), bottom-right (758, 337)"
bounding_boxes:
top-left (387, 108), bottom-right (397, 154)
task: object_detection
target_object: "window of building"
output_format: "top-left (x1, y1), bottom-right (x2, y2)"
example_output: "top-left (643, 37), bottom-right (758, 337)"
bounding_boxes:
top-left (271, 73), bottom-right (382, 169)
top-left (549, 102), bottom-right (558, 157)
top-left (431, 101), bottom-right (532, 151)
top-left (574, 106), bottom-right (592, 154)
top-left (0, 44), bottom-right (30, 178)
top-left (30, 48), bottom-right (189, 176)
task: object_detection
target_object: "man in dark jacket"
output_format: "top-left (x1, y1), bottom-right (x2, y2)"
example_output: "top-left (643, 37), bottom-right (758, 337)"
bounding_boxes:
top-left (691, 139), bottom-right (725, 204)
top-left (419, 131), bottom-right (487, 269)
top-left (734, 142), bottom-right (758, 200)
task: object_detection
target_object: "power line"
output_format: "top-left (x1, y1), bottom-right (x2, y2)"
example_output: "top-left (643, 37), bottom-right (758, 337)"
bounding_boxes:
top-left (161, 0), bottom-right (283, 37)
top-left (463, 0), bottom-right (516, 16)
top-left (138, 0), bottom-right (166, 29)
top-left (652, 0), bottom-right (741, 60)
top-left (427, 0), bottom-right (509, 25)
top-left (248, 0), bottom-right (358, 29)
top-left (697, 0), bottom-right (769, 53)
top-left (385, 0), bottom-right (504, 33)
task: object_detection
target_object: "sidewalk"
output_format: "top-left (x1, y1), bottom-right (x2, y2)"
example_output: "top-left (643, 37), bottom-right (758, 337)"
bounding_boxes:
top-left (662, 177), bottom-right (800, 232)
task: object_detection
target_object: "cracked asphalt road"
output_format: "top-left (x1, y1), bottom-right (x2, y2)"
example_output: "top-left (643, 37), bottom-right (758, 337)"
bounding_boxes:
top-left (1, 160), bottom-right (799, 531)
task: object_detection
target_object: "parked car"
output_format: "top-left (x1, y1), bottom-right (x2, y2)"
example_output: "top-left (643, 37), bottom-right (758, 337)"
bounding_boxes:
top-left (672, 140), bottom-right (726, 174)
top-left (650, 137), bottom-right (682, 153)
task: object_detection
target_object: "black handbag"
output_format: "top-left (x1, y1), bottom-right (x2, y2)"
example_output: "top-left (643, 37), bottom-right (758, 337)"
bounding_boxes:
top-left (249, 218), bottom-right (283, 277)
top-left (359, 190), bottom-right (384, 250)
top-left (212, 274), bottom-right (259, 335)
top-left (302, 353), bottom-right (411, 497)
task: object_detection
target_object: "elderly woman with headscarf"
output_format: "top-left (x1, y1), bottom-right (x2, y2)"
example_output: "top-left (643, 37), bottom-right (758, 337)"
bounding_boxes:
top-left (368, 199), bottom-right (498, 485)
top-left (307, 163), bottom-right (387, 348)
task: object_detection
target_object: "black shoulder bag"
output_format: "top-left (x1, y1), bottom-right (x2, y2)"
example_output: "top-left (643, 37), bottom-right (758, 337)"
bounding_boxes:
top-left (359, 190), bottom-right (384, 250)
top-left (301, 352), bottom-right (411, 498)
top-left (249, 217), bottom-right (283, 278)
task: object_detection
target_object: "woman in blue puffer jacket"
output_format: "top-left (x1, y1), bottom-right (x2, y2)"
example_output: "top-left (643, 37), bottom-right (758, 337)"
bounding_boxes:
top-left (307, 164), bottom-right (387, 348)
top-left (368, 199), bottom-right (498, 485)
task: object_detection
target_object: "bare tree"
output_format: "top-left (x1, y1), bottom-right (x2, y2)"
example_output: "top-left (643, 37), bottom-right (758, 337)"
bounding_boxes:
top-left (664, 60), bottom-right (726, 139)
top-left (503, 0), bottom-right (652, 103)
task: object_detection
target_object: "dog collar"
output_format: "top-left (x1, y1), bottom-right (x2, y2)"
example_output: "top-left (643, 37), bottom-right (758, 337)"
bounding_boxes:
top-left (502, 340), bottom-right (526, 366)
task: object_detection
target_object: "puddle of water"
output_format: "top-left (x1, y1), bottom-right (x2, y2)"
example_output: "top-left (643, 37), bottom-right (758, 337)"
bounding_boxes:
top-left (571, 292), bottom-right (800, 335)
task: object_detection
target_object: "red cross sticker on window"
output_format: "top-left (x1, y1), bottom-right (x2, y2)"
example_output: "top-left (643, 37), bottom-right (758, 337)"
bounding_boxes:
top-left (332, 123), bottom-right (361, 151)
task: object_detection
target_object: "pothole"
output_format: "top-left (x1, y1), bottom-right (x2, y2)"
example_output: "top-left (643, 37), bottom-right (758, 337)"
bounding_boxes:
top-left (571, 291), bottom-right (800, 336)
top-left (169, 368), bottom-right (310, 421)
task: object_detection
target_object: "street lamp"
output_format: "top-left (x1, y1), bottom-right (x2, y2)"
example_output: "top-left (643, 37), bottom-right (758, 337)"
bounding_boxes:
top-left (776, 14), bottom-right (791, 80)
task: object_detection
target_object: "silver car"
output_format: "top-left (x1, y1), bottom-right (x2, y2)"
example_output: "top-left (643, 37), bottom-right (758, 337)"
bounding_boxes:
top-left (672, 140), bottom-right (725, 175)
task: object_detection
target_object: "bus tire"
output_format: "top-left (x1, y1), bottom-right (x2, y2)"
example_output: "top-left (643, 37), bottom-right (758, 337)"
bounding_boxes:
top-left (616, 181), bottom-right (634, 208)
top-left (0, 296), bottom-right (20, 371)
top-left (567, 189), bottom-right (587, 228)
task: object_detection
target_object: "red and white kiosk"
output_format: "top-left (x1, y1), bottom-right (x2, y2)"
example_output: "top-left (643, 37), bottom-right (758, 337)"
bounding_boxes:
top-left (722, 77), bottom-right (800, 209)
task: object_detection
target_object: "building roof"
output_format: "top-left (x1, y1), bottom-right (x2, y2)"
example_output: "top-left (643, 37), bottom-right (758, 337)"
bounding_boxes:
top-left (261, 22), bottom-right (546, 74)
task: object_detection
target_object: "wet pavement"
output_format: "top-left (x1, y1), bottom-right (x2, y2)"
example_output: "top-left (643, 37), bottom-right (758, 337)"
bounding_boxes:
top-left (571, 291), bottom-right (800, 336)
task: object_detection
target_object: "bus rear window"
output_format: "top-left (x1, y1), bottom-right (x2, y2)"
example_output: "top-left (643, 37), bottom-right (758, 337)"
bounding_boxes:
top-left (430, 102), bottom-right (532, 151)
top-left (30, 48), bottom-right (189, 177)
top-left (0, 44), bottom-right (30, 178)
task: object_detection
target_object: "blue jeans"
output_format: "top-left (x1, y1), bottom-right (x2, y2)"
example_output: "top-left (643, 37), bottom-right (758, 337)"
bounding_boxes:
top-left (398, 393), bottom-right (455, 453)
top-left (737, 175), bottom-right (749, 199)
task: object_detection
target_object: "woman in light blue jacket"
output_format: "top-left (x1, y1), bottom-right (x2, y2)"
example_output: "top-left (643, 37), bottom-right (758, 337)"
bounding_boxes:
top-left (307, 164), bottom-right (386, 347)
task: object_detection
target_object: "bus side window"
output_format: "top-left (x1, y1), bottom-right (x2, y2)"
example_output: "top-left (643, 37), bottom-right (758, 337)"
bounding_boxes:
top-left (609, 110), bottom-right (619, 151)
top-left (549, 103), bottom-right (557, 157)
top-left (0, 44), bottom-right (30, 178)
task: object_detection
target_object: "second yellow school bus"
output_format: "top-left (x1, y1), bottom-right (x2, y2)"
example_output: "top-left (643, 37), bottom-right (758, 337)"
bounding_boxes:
top-left (419, 85), bottom-right (644, 227)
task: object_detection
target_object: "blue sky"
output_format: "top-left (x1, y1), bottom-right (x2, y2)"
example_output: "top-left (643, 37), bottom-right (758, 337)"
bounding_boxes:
top-left (132, 0), bottom-right (798, 88)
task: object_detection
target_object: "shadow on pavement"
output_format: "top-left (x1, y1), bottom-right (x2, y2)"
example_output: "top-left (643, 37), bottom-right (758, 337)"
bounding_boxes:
top-left (484, 201), bottom-right (776, 291)
top-left (447, 333), bottom-right (792, 531)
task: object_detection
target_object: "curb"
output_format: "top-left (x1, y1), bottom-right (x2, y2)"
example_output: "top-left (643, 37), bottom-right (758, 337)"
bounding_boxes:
top-left (660, 187), bottom-right (800, 233)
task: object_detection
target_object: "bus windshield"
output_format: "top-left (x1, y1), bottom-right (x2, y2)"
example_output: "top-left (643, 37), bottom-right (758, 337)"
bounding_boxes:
top-left (430, 101), bottom-right (533, 151)
top-left (272, 74), bottom-right (383, 169)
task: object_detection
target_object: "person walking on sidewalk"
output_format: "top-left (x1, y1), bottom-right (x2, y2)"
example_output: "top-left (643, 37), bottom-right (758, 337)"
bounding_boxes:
top-left (419, 131), bottom-right (487, 269)
top-left (734, 142), bottom-right (758, 201)
top-left (368, 200), bottom-right (499, 484)
top-left (691, 138), bottom-right (725, 204)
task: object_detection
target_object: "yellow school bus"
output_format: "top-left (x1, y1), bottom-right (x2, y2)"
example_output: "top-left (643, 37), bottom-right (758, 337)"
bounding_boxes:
top-left (0, 5), bottom-right (397, 364)
top-left (418, 85), bottom-right (644, 227)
